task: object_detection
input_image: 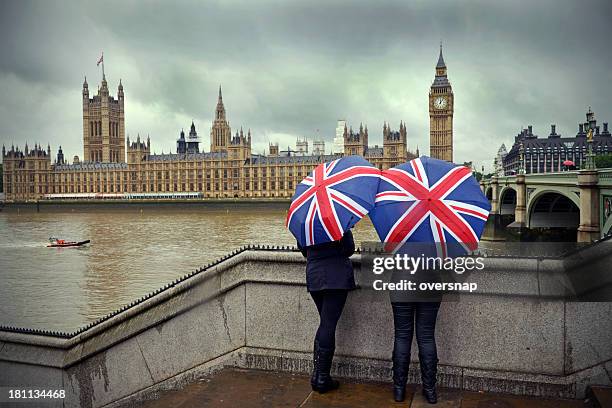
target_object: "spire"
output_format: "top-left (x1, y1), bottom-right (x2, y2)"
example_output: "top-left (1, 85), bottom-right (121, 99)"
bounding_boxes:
top-left (83, 75), bottom-right (88, 88)
top-left (215, 84), bottom-right (226, 120)
top-left (436, 41), bottom-right (446, 69)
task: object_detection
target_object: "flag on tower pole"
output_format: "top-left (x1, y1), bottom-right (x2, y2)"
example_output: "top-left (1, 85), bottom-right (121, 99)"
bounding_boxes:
top-left (97, 52), bottom-right (105, 77)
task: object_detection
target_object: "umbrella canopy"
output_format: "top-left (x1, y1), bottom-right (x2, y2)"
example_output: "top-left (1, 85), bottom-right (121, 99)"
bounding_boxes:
top-left (562, 160), bottom-right (575, 166)
top-left (286, 155), bottom-right (380, 247)
top-left (369, 156), bottom-right (491, 256)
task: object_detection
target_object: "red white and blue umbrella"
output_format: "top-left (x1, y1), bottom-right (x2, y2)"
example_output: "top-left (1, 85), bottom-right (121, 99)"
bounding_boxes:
top-left (369, 156), bottom-right (490, 256)
top-left (286, 155), bottom-right (380, 247)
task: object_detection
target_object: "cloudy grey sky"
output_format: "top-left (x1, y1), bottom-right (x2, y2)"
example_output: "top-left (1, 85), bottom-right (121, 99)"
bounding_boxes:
top-left (1, 0), bottom-right (611, 171)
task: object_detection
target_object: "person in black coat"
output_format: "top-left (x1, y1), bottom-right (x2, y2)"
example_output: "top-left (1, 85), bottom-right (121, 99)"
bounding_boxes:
top-left (390, 250), bottom-right (443, 405)
top-left (298, 229), bottom-right (355, 393)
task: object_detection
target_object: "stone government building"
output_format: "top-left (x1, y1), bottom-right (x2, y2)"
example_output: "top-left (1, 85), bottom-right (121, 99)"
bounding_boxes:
top-left (2, 74), bottom-right (420, 201)
top-left (500, 108), bottom-right (612, 175)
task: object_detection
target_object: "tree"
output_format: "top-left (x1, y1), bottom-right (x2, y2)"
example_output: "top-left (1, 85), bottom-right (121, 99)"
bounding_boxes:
top-left (595, 154), bottom-right (612, 169)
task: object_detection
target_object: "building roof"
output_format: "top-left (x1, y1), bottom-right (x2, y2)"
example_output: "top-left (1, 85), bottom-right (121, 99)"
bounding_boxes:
top-left (147, 152), bottom-right (227, 161)
top-left (506, 133), bottom-right (612, 160)
top-left (364, 146), bottom-right (383, 157)
top-left (248, 153), bottom-right (341, 165)
top-left (431, 76), bottom-right (451, 88)
top-left (54, 162), bottom-right (128, 171)
top-left (436, 43), bottom-right (446, 68)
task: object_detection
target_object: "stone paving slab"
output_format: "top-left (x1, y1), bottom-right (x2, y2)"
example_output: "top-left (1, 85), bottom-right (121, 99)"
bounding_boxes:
top-left (133, 368), bottom-right (591, 408)
top-left (460, 390), bottom-right (587, 408)
top-left (302, 381), bottom-right (415, 407)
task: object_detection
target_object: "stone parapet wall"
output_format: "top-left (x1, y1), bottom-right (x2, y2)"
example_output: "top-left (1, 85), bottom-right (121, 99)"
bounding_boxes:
top-left (1, 248), bottom-right (611, 407)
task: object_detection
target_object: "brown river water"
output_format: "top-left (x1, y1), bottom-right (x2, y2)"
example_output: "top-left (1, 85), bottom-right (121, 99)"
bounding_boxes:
top-left (0, 204), bottom-right (380, 332)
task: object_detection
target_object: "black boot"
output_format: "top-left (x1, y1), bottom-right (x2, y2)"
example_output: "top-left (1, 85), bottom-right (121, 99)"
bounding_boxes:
top-left (312, 346), bottom-right (339, 393)
top-left (310, 339), bottom-right (319, 389)
top-left (392, 349), bottom-right (410, 402)
top-left (419, 354), bottom-right (438, 404)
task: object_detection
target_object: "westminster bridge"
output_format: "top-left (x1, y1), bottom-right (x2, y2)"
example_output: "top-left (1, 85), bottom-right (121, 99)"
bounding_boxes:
top-left (480, 168), bottom-right (612, 242)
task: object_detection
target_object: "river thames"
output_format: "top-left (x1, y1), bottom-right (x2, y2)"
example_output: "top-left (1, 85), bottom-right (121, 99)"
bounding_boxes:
top-left (0, 204), bottom-right (381, 332)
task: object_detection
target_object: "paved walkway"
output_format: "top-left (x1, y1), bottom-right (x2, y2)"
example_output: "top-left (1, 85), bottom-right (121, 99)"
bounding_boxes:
top-left (135, 368), bottom-right (589, 408)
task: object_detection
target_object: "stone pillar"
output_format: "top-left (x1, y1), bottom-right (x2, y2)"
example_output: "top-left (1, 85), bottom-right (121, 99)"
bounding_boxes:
top-left (577, 170), bottom-right (600, 242)
top-left (514, 174), bottom-right (527, 227)
top-left (490, 177), bottom-right (499, 215)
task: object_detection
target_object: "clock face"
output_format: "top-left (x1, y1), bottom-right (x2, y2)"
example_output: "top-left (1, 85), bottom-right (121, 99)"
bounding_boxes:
top-left (434, 96), bottom-right (447, 110)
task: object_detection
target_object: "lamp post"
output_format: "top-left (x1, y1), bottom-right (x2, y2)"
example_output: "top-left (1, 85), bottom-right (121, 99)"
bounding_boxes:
top-left (518, 141), bottom-right (525, 175)
top-left (585, 127), bottom-right (596, 170)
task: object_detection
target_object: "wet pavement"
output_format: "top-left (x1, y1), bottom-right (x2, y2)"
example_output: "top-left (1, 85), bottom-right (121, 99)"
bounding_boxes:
top-left (134, 368), bottom-right (590, 408)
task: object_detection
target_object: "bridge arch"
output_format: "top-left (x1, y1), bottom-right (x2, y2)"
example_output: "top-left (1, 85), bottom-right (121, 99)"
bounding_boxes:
top-left (499, 187), bottom-right (517, 215)
top-left (527, 190), bottom-right (580, 229)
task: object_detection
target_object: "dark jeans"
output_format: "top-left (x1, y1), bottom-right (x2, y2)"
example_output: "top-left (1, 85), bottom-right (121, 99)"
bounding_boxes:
top-left (392, 302), bottom-right (441, 364)
top-left (310, 289), bottom-right (348, 349)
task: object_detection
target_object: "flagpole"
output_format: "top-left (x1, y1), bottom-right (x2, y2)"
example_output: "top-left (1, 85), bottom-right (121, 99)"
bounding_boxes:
top-left (102, 52), bottom-right (105, 79)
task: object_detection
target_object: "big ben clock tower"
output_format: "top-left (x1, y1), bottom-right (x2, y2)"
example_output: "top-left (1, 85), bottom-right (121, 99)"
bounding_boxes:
top-left (429, 43), bottom-right (454, 162)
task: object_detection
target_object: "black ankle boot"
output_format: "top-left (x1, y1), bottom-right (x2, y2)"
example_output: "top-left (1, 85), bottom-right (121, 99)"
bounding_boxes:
top-left (312, 346), bottom-right (339, 393)
top-left (419, 354), bottom-right (438, 404)
top-left (392, 350), bottom-right (410, 402)
top-left (310, 339), bottom-right (319, 389)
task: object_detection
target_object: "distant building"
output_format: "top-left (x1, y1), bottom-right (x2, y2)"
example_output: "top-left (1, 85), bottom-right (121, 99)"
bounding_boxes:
top-left (295, 137), bottom-right (308, 156)
top-left (312, 138), bottom-right (325, 156)
top-left (333, 120), bottom-right (346, 154)
top-left (2, 77), bottom-right (416, 201)
top-left (177, 122), bottom-right (201, 154)
top-left (502, 108), bottom-right (612, 175)
top-left (494, 144), bottom-right (507, 176)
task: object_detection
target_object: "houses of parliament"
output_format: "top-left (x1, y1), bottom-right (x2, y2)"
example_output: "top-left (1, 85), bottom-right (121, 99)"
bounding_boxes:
top-left (2, 48), bottom-right (453, 201)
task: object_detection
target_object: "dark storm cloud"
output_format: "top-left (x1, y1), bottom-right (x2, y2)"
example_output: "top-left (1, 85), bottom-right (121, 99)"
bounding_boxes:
top-left (1, 0), bottom-right (611, 168)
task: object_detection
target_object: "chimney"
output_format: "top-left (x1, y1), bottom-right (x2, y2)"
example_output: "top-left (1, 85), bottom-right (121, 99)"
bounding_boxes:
top-left (551, 124), bottom-right (556, 135)
top-left (528, 125), bottom-right (533, 135)
top-left (596, 126), bottom-right (600, 135)
top-left (604, 122), bottom-right (609, 134)
top-left (579, 123), bottom-right (584, 134)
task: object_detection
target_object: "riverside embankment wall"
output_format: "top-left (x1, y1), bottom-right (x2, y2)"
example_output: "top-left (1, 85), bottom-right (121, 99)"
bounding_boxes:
top-left (1, 244), bottom-right (611, 407)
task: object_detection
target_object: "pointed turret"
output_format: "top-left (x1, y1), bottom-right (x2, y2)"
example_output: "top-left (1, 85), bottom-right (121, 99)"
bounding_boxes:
top-left (57, 145), bottom-right (64, 165)
top-left (215, 85), bottom-right (226, 120)
top-left (83, 76), bottom-right (89, 96)
top-left (436, 41), bottom-right (446, 69)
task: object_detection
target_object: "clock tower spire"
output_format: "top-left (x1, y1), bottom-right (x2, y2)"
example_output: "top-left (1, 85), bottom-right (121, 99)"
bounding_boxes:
top-left (429, 42), bottom-right (454, 162)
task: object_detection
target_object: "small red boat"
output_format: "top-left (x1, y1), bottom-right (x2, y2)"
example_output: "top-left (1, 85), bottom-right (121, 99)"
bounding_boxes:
top-left (47, 237), bottom-right (90, 247)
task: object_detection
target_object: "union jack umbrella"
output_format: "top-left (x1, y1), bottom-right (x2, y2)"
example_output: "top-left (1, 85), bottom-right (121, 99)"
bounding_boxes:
top-left (286, 155), bottom-right (381, 247)
top-left (369, 156), bottom-right (491, 256)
